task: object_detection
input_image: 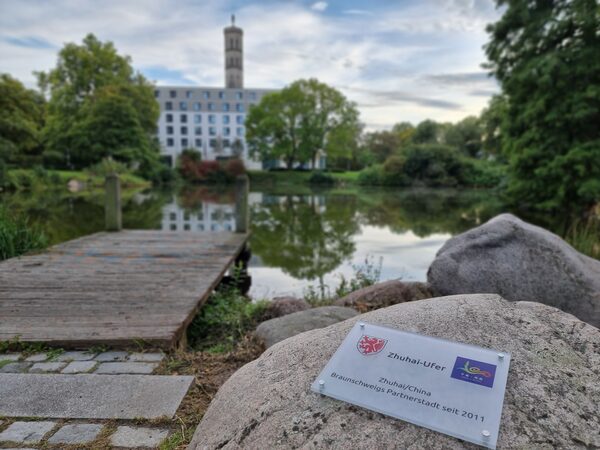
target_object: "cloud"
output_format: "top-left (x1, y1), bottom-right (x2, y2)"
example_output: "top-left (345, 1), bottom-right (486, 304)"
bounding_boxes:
top-left (346, 86), bottom-right (462, 110)
top-left (2, 36), bottom-right (55, 49)
top-left (424, 71), bottom-right (493, 86)
top-left (311, 2), bottom-right (328, 12)
top-left (343, 9), bottom-right (372, 16)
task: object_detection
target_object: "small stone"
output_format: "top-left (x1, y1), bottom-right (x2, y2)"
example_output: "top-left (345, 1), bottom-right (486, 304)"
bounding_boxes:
top-left (61, 361), bottom-right (97, 374)
top-left (56, 351), bottom-right (97, 362)
top-left (0, 421), bottom-right (56, 443)
top-left (0, 362), bottom-right (31, 373)
top-left (94, 351), bottom-right (129, 362)
top-left (48, 423), bottom-right (103, 444)
top-left (25, 353), bottom-right (47, 362)
top-left (0, 354), bottom-right (21, 362)
top-left (127, 352), bottom-right (165, 362)
top-left (94, 362), bottom-right (157, 374)
top-left (110, 426), bottom-right (168, 447)
top-left (30, 362), bottom-right (67, 373)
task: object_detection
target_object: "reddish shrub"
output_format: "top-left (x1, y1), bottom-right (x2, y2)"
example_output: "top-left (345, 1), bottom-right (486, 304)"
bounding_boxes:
top-left (224, 158), bottom-right (246, 178)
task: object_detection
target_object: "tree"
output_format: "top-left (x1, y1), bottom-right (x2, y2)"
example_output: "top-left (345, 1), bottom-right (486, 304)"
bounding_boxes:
top-left (479, 94), bottom-right (508, 159)
top-left (246, 78), bottom-right (360, 169)
top-left (0, 74), bottom-right (45, 167)
top-left (412, 120), bottom-right (443, 144)
top-left (39, 34), bottom-right (159, 170)
top-left (363, 130), bottom-right (402, 164)
top-left (444, 116), bottom-right (482, 157)
top-left (485, 0), bottom-right (600, 212)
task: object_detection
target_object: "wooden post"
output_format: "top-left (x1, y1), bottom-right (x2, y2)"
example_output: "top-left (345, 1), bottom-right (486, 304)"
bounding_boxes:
top-left (234, 174), bottom-right (249, 233)
top-left (105, 173), bottom-right (122, 232)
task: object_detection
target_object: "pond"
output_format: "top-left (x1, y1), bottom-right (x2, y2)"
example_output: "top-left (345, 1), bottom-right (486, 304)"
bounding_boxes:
top-left (2, 184), bottom-right (525, 299)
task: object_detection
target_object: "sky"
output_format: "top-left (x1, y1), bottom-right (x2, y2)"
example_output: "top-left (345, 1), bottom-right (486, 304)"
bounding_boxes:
top-left (0, 0), bottom-right (503, 130)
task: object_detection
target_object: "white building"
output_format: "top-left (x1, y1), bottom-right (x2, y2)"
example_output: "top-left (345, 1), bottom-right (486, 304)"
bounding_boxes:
top-left (154, 16), bottom-right (326, 171)
top-left (154, 16), bottom-right (274, 170)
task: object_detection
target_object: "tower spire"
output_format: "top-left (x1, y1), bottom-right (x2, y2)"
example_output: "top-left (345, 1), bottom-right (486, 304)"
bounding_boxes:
top-left (231, 14), bottom-right (235, 26)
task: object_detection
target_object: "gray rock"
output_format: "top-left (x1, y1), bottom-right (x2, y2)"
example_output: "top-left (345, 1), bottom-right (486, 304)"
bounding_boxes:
top-left (0, 421), bottom-right (56, 443)
top-left (110, 426), bottom-right (168, 447)
top-left (0, 362), bottom-right (31, 373)
top-left (0, 373), bottom-right (194, 419)
top-left (48, 423), bottom-right (103, 444)
top-left (128, 352), bottom-right (165, 362)
top-left (94, 351), bottom-right (129, 362)
top-left (256, 306), bottom-right (358, 348)
top-left (29, 362), bottom-right (67, 373)
top-left (427, 213), bottom-right (600, 327)
top-left (190, 294), bottom-right (600, 450)
top-left (0, 353), bottom-right (21, 362)
top-left (94, 362), bottom-right (157, 374)
top-left (264, 297), bottom-right (310, 319)
top-left (61, 361), bottom-right (97, 374)
top-left (334, 280), bottom-right (432, 311)
top-left (25, 353), bottom-right (47, 362)
top-left (56, 351), bottom-right (97, 362)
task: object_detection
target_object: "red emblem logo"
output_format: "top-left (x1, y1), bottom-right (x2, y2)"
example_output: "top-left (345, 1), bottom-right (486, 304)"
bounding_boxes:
top-left (357, 335), bottom-right (387, 355)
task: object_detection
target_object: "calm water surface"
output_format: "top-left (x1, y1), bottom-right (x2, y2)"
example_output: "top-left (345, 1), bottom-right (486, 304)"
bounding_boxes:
top-left (1, 185), bottom-right (509, 298)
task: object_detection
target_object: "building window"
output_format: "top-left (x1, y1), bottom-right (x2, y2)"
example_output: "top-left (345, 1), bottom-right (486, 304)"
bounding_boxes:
top-left (154, 90), bottom-right (160, 98)
top-left (236, 115), bottom-right (244, 125)
top-left (180, 114), bottom-right (187, 123)
top-left (223, 139), bottom-right (230, 148)
top-left (203, 91), bottom-right (210, 99)
top-left (186, 90), bottom-right (193, 99)
top-left (236, 103), bottom-right (244, 112)
top-left (166, 113), bottom-right (173, 123)
top-left (180, 101), bottom-right (188, 111)
top-left (170, 224), bottom-right (177, 231)
top-left (166, 126), bottom-right (173, 135)
top-left (223, 127), bottom-right (231, 136)
top-left (209, 138), bottom-right (217, 148)
top-left (197, 224), bottom-right (204, 231)
top-left (223, 103), bottom-right (230, 112)
top-left (181, 126), bottom-right (188, 135)
top-left (194, 126), bottom-right (202, 136)
top-left (236, 91), bottom-right (243, 100)
top-left (169, 212), bottom-right (176, 220)
top-left (193, 102), bottom-right (201, 111)
top-left (236, 127), bottom-right (243, 137)
top-left (181, 138), bottom-right (188, 148)
top-left (218, 91), bottom-right (225, 99)
top-left (208, 102), bottom-right (215, 111)
top-left (167, 138), bottom-right (174, 147)
top-left (170, 90), bottom-right (176, 98)
top-left (194, 114), bottom-right (201, 124)
top-left (208, 115), bottom-right (216, 124)
top-left (209, 127), bottom-right (216, 136)
top-left (223, 115), bottom-right (230, 124)
top-left (165, 102), bottom-right (173, 111)
top-left (249, 92), bottom-right (256, 101)
top-left (195, 138), bottom-right (202, 147)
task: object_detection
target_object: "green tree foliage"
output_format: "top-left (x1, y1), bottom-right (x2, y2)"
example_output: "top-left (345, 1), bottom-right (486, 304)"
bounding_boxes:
top-left (444, 116), bottom-right (482, 157)
top-left (0, 74), bottom-right (45, 168)
top-left (479, 94), bottom-right (508, 159)
top-left (411, 119), bottom-right (443, 144)
top-left (246, 78), bottom-right (360, 169)
top-left (39, 34), bottom-right (160, 171)
top-left (485, 0), bottom-right (600, 212)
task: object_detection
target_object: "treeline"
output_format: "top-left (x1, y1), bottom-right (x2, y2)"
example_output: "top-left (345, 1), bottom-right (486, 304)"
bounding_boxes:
top-left (0, 34), bottom-right (173, 190)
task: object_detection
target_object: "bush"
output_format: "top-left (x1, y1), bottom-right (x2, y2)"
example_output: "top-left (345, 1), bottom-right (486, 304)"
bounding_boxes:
top-left (308, 171), bottom-right (335, 185)
top-left (0, 207), bottom-right (47, 261)
top-left (224, 158), bottom-right (246, 178)
top-left (459, 158), bottom-right (506, 188)
top-left (85, 157), bottom-right (130, 177)
top-left (357, 165), bottom-right (385, 185)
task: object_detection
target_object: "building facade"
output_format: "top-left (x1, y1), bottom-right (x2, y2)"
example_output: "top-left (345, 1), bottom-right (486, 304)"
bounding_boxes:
top-left (154, 17), bottom-right (325, 170)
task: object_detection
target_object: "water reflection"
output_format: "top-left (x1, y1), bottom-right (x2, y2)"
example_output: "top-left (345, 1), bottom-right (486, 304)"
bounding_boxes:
top-left (1, 185), bottom-right (506, 298)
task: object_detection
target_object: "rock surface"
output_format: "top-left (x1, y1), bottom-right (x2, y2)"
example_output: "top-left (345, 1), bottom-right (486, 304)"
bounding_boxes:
top-left (428, 213), bottom-right (600, 327)
top-left (263, 296), bottom-right (310, 319)
top-left (334, 280), bottom-right (432, 311)
top-left (190, 294), bottom-right (600, 450)
top-left (256, 306), bottom-right (358, 348)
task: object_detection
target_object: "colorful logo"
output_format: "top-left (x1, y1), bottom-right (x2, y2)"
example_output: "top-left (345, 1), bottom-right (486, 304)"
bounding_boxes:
top-left (450, 357), bottom-right (496, 388)
top-left (357, 335), bottom-right (387, 355)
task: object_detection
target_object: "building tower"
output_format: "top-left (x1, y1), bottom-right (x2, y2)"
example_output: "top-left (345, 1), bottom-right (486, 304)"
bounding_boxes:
top-left (224, 15), bottom-right (243, 89)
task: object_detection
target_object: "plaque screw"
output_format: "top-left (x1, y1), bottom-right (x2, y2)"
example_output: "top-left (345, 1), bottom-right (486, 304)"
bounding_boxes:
top-left (359, 322), bottom-right (365, 328)
top-left (482, 430), bottom-right (491, 438)
top-left (498, 353), bottom-right (505, 360)
top-left (318, 379), bottom-right (325, 390)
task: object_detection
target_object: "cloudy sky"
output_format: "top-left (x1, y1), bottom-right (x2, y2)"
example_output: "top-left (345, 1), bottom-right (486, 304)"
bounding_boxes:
top-left (0, 0), bottom-right (502, 129)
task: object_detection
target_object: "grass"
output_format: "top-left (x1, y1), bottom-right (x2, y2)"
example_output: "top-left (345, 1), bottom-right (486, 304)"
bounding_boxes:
top-left (566, 217), bottom-right (600, 259)
top-left (0, 207), bottom-right (47, 261)
top-left (247, 169), bottom-right (361, 187)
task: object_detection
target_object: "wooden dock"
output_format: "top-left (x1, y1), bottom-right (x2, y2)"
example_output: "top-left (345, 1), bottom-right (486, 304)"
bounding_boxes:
top-left (0, 230), bottom-right (249, 349)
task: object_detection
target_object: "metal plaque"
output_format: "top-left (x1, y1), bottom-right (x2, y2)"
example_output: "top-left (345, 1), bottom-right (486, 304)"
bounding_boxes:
top-left (311, 322), bottom-right (511, 449)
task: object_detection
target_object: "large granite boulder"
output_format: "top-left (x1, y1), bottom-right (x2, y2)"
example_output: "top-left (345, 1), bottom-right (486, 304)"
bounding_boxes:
top-left (428, 213), bottom-right (600, 327)
top-left (189, 294), bottom-right (600, 449)
top-left (263, 296), bottom-right (310, 319)
top-left (334, 280), bottom-right (432, 312)
top-left (256, 306), bottom-right (358, 348)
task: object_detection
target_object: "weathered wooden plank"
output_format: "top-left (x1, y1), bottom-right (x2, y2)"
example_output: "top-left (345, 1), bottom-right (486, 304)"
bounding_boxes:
top-left (0, 230), bottom-right (248, 348)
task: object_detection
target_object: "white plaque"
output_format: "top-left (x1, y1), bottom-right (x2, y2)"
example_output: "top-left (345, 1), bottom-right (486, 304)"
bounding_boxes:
top-left (311, 322), bottom-right (511, 449)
